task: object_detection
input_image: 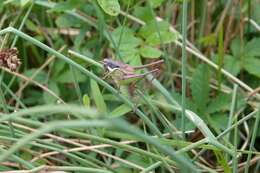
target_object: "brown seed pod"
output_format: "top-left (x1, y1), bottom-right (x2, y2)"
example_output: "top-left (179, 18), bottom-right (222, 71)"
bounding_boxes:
top-left (0, 48), bottom-right (21, 71)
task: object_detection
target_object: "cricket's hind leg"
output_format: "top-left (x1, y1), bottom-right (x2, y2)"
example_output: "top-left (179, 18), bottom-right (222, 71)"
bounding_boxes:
top-left (127, 82), bottom-right (142, 114)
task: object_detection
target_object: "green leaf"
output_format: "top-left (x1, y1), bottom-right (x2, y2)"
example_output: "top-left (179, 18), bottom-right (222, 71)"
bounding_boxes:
top-left (43, 81), bottom-right (60, 104)
top-left (244, 38), bottom-right (260, 57)
top-left (23, 69), bottom-right (48, 84)
top-left (97, 0), bottom-right (120, 16)
top-left (150, 0), bottom-right (165, 8)
top-left (90, 79), bottom-right (107, 113)
top-left (146, 31), bottom-right (177, 45)
top-left (139, 20), bottom-right (170, 39)
top-left (83, 94), bottom-right (90, 107)
top-left (49, 0), bottom-right (82, 12)
top-left (223, 55), bottom-right (240, 76)
top-left (25, 20), bottom-right (38, 32)
top-left (212, 54), bottom-right (240, 76)
top-left (213, 150), bottom-right (232, 173)
top-left (190, 64), bottom-right (210, 113)
top-left (244, 57), bottom-right (260, 78)
top-left (207, 94), bottom-right (231, 114)
top-left (199, 33), bottom-right (216, 46)
top-left (55, 68), bottom-right (86, 83)
top-left (140, 46), bottom-right (162, 58)
top-left (133, 6), bottom-right (153, 22)
top-left (230, 37), bottom-right (240, 57)
top-left (120, 49), bottom-right (141, 64)
top-left (21, 0), bottom-right (31, 6)
top-left (111, 26), bottom-right (141, 50)
top-left (110, 104), bottom-right (132, 117)
top-left (55, 14), bottom-right (81, 28)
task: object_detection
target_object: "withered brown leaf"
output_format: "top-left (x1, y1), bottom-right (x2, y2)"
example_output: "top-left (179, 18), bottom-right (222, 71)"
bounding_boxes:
top-left (0, 48), bottom-right (21, 71)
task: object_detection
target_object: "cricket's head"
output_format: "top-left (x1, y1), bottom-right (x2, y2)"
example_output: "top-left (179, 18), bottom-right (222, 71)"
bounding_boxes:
top-left (102, 58), bottom-right (121, 71)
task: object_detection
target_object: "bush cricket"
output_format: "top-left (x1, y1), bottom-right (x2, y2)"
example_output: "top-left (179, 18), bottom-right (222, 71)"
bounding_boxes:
top-left (101, 58), bottom-right (164, 98)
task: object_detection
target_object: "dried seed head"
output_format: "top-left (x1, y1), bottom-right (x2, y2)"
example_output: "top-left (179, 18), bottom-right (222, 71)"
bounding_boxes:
top-left (0, 48), bottom-right (21, 71)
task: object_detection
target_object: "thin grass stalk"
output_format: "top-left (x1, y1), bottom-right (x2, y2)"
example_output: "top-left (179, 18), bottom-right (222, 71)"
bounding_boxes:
top-left (110, 119), bottom-right (198, 172)
top-left (244, 18), bottom-right (260, 32)
top-left (0, 120), bottom-right (111, 162)
top-left (198, 0), bottom-right (207, 45)
top-left (227, 85), bottom-right (238, 141)
top-left (0, 126), bottom-right (108, 169)
top-left (152, 100), bottom-right (234, 155)
top-left (0, 136), bottom-right (102, 169)
top-left (70, 65), bottom-right (83, 104)
top-left (8, 165), bottom-right (113, 173)
top-left (181, 0), bottom-right (188, 139)
top-left (5, 3), bottom-right (34, 97)
top-left (244, 107), bottom-right (260, 173)
top-left (176, 138), bottom-right (209, 155)
top-left (137, 90), bottom-right (176, 138)
top-left (0, 84), bottom-right (15, 137)
top-left (0, 27), bottom-right (162, 137)
top-left (193, 109), bottom-right (257, 161)
top-left (226, 84), bottom-right (238, 161)
top-left (254, 161), bottom-right (260, 173)
top-left (218, 110), bottom-right (258, 139)
top-left (232, 109), bottom-right (238, 173)
top-left (1, 82), bottom-right (27, 109)
top-left (0, 105), bottom-right (195, 169)
top-left (0, 148), bottom-right (34, 169)
top-left (217, 25), bottom-right (224, 92)
top-left (0, 117), bottom-right (198, 171)
top-left (11, 2), bottom-right (34, 47)
top-left (140, 161), bottom-right (162, 173)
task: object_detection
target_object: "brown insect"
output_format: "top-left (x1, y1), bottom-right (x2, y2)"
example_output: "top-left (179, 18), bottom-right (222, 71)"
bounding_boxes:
top-left (102, 58), bottom-right (164, 84)
top-left (0, 48), bottom-right (21, 71)
top-left (101, 58), bottom-right (164, 97)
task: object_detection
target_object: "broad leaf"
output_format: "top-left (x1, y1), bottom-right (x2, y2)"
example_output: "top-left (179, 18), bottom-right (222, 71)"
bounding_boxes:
top-left (146, 31), bottom-right (177, 45)
top-left (244, 38), bottom-right (260, 57)
top-left (23, 69), bottom-right (48, 84)
top-left (55, 14), bottom-right (81, 28)
top-left (190, 64), bottom-right (210, 113)
top-left (223, 55), bottom-right (240, 76)
top-left (140, 46), bottom-right (162, 58)
top-left (244, 57), bottom-right (260, 78)
top-left (212, 54), bottom-right (240, 76)
top-left (49, 0), bottom-right (82, 12)
top-left (43, 81), bottom-right (60, 104)
top-left (207, 93), bottom-right (231, 114)
top-left (111, 26), bottom-right (141, 50)
top-left (97, 0), bottom-right (120, 16)
top-left (133, 6), bottom-right (153, 22)
top-left (150, 0), bottom-right (165, 8)
top-left (139, 20), bottom-right (170, 38)
top-left (230, 37), bottom-right (241, 58)
top-left (55, 69), bottom-right (86, 83)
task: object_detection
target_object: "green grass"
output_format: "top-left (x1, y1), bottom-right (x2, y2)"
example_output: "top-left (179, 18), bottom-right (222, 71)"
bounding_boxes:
top-left (0, 0), bottom-right (259, 172)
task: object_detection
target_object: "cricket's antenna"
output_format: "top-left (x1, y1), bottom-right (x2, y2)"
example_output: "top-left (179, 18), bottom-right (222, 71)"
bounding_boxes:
top-left (133, 59), bottom-right (164, 69)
